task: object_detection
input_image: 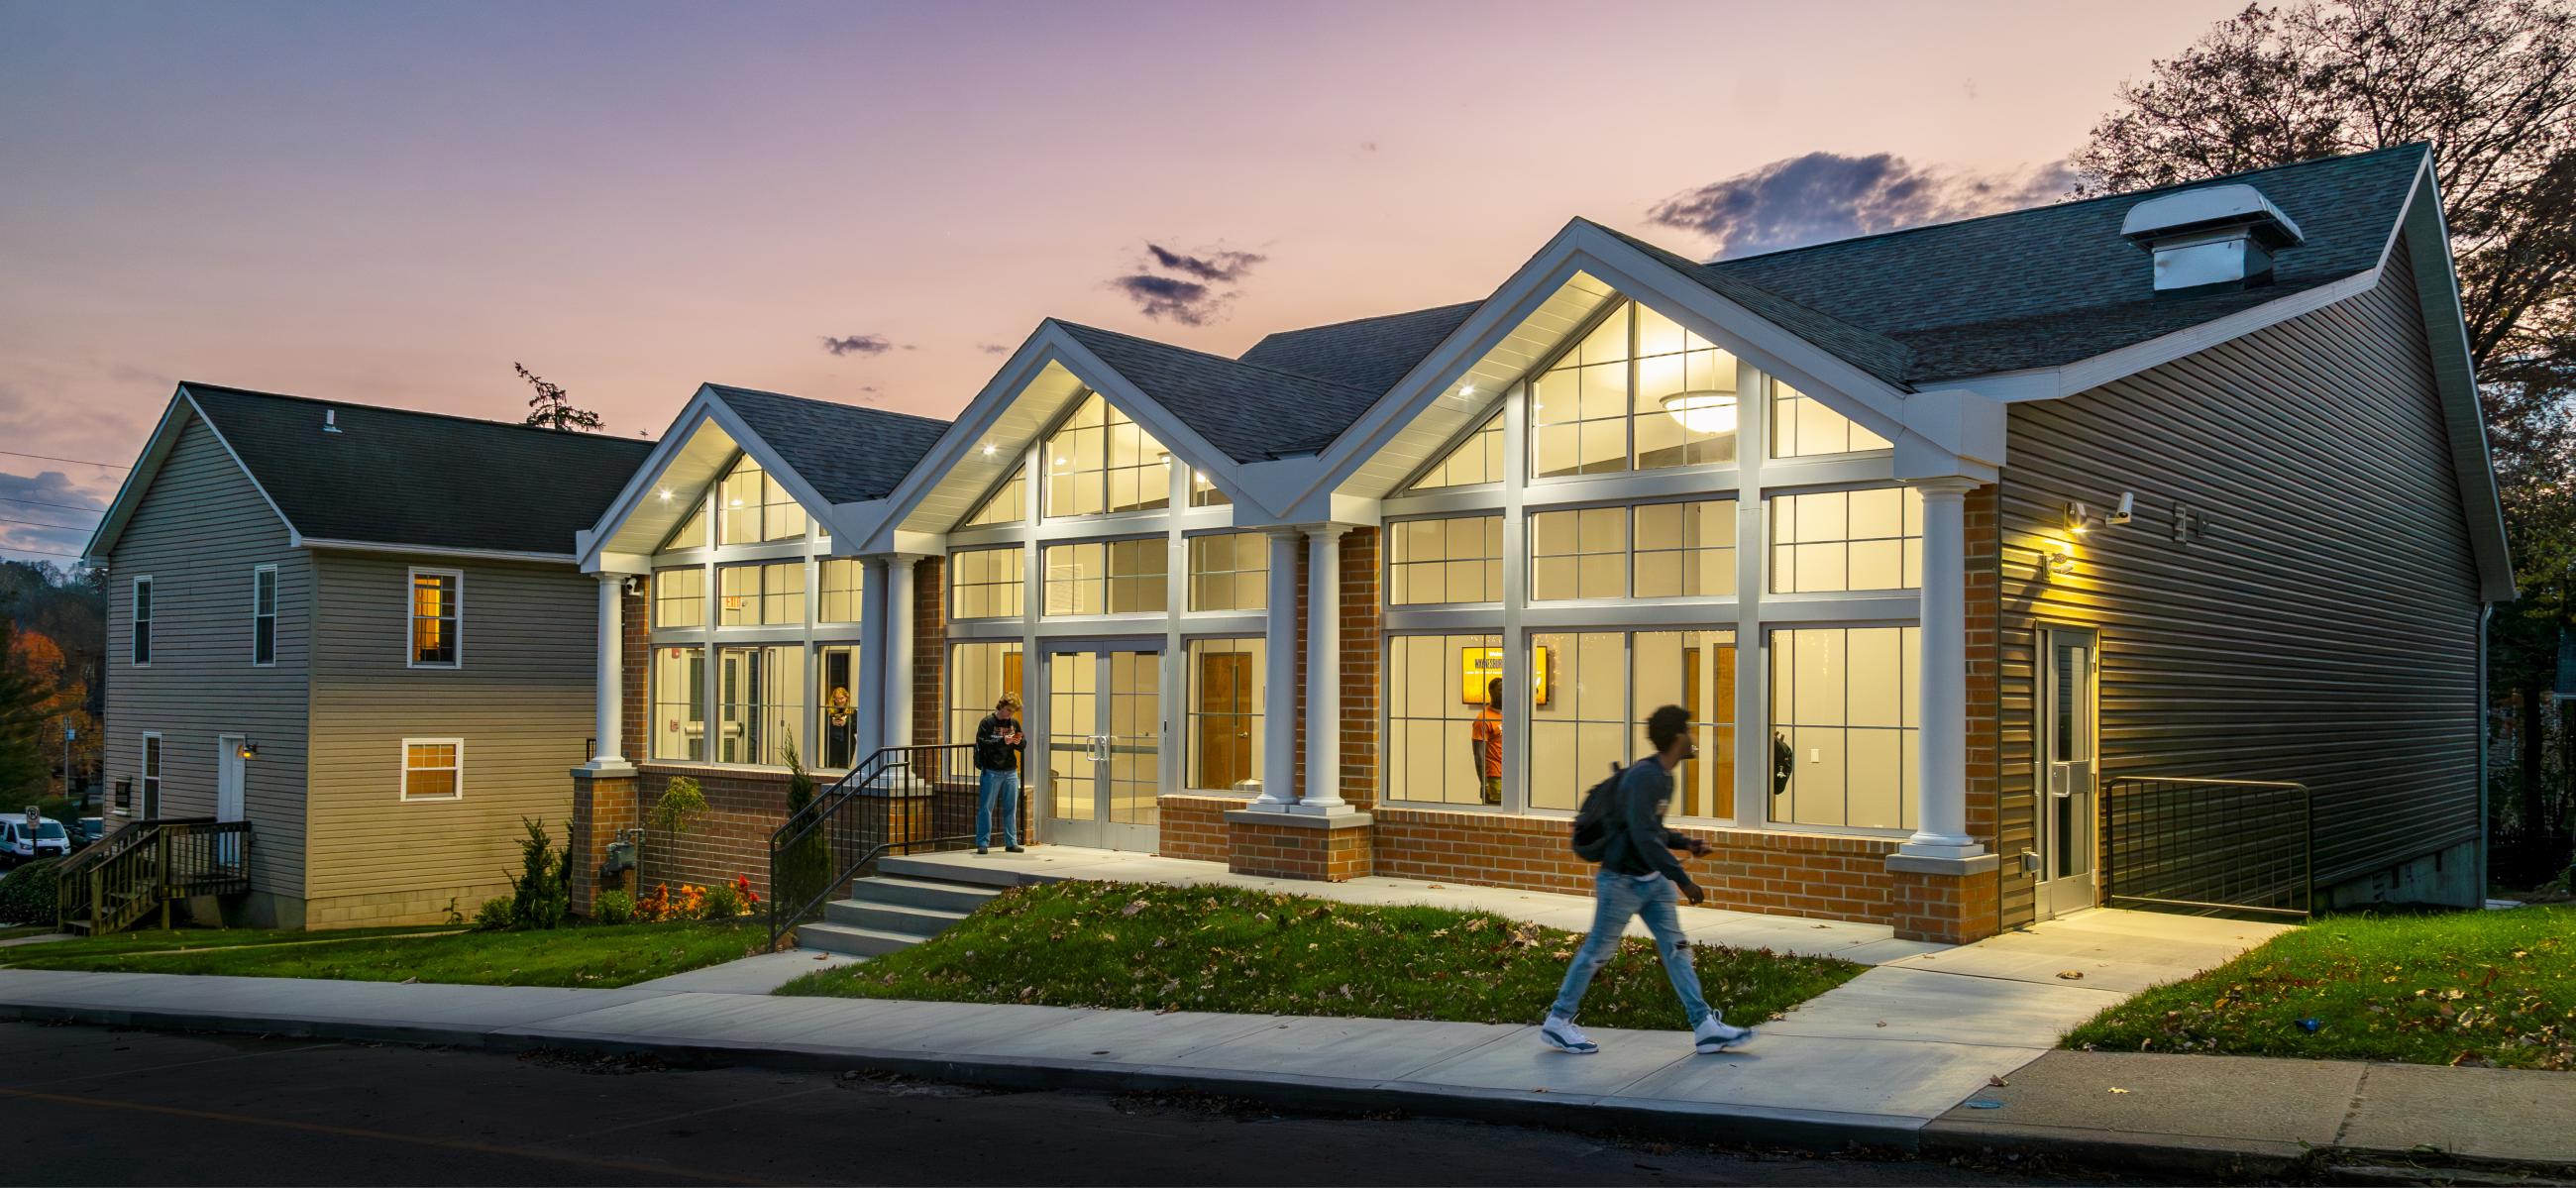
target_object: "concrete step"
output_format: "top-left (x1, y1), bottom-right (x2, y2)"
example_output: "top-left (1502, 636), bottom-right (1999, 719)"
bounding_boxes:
top-left (846, 874), bottom-right (1003, 914)
top-left (877, 854), bottom-right (1046, 890)
top-left (822, 898), bottom-right (972, 936)
top-left (794, 920), bottom-right (921, 958)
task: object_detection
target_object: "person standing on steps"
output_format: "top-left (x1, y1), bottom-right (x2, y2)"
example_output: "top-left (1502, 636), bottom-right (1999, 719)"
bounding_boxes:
top-left (1470, 677), bottom-right (1504, 806)
top-left (973, 694), bottom-right (1025, 855)
top-left (1540, 703), bottom-right (1756, 1057)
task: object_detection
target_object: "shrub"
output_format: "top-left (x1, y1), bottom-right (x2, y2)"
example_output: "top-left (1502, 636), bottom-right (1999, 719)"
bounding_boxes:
top-left (471, 897), bottom-right (514, 931)
top-left (650, 777), bottom-right (707, 836)
top-left (0, 857), bottom-right (62, 925)
top-left (701, 880), bottom-right (745, 919)
top-left (591, 889), bottom-right (635, 925)
top-left (507, 817), bottom-right (570, 930)
top-left (773, 733), bottom-right (833, 918)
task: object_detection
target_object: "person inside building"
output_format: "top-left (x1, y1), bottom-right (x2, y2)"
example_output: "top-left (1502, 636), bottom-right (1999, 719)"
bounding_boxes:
top-left (1470, 676), bottom-right (1503, 806)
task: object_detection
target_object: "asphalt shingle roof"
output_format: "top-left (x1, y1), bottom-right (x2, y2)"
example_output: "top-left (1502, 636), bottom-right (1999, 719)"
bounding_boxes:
top-left (1054, 321), bottom-right (1386, 461)
top-left (707, 384), bottom-right (951, 503)
top-left (1237, 302), bottom-right (1481, 395)
top-left (184, 383), bottom-right (655, 556)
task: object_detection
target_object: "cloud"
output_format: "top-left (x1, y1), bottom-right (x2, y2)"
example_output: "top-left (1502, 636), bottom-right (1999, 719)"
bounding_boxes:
top-left (819, 334), bottom-right (899, 357)
top-left (0, 469), bottom-right (110, 560)
top-left (1144, 244), bottom-right (1265, 283)
top-left (1111, 242), bottom-right (1269, 326)
top-left (1649, 152), bottom-right (2076, 259)
top-left (978, 343), bottom-right (1011, 356)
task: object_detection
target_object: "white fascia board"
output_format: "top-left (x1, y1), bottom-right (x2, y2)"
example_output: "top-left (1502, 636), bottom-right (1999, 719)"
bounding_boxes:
top-left (576, 384), bottom-right (730, 571)
top-left (855, 322), bottom-right (1263, 552)
top-left (80, 390), bottom-right (196, 563)
top-left (1293, 220), bottom-right (1990, 509)
top-left (295, 537), bottom-right (580, 566)
top-left (579, 385), bottom-right (851, 570)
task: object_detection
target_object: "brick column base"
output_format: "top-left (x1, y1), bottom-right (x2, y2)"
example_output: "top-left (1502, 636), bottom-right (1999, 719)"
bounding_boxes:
top-left (1886, 853), bottom-right (2001, 943)
top-left (1224, 810), bottom-right (1373, 881)
top-left (569, 767), bottom-right (640, 917)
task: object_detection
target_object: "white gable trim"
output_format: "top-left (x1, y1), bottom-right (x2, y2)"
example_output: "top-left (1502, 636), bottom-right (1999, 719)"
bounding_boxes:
top-left (577, 384), bottom-right (849, 573)
top-left (1264, 220), bottom-right (2001, 520)
top-left (852, 321), bottom-right (1266, 553)
top-left (83, 387), bottom-right (300, 565)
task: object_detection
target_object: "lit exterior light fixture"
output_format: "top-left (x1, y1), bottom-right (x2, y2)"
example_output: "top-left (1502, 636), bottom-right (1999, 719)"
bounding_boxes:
top-left (237, 739), bottom-right (259, 760)
top-left (1660, 388), bottom-right (1739, 435)
top-left (657, 488), bottom-right (672, 501)
top-left (981, 443), bottom-right (998, 457)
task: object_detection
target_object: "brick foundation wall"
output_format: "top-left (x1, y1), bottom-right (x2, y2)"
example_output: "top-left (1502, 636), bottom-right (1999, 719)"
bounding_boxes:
top-left (1372, 806), bottom-right (1901, 924)
top-left (1227, 814), bottom-right (1373, 881)
top-left (568, 771), bottom-right (639, 915)
top-left (1157, 794), bottom-right (1234, 863)
top-left (1339, 528), bottom-right (1380, 810)
top-left (636, 764), bottom-right (794, 898)
top-left (912, 556), bottom-right (946, 747)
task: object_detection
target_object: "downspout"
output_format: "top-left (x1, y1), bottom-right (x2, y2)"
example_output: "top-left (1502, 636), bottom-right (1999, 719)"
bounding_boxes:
top-left (2477, 602), bottom-right (2493, 906)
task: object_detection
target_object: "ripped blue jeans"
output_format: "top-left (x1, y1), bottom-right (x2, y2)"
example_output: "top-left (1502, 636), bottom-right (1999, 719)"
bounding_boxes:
top-left (1548, 868), bottom-right (1711, 1027)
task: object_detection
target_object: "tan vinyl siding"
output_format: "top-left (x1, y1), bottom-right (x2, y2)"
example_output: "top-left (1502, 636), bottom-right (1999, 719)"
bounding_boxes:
top-left (1997, 241), bottom-right (2482, 923)
top-left (100, 411), bottom-right (312, 904)
top-left (306, 553), bottom-right (594, 924)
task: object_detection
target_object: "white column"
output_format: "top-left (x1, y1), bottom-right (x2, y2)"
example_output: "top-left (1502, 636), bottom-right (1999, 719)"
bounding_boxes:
top-left (855, 557), bottom-right (890, 760)
top-left (1249, 527), bottom-right (1303, 810)
top-left (584, 574), bottom-right (632, 772)
top-left (1900, 478), bottom-right (1985, 859)
top-left (884, 557), bottom-right (915, 751)
top-left (1297, 525), bottom-right (1351, 813)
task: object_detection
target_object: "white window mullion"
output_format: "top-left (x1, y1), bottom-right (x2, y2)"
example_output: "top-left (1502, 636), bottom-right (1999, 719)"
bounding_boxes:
top-left (1737, 362), bottom-right (1772, 830)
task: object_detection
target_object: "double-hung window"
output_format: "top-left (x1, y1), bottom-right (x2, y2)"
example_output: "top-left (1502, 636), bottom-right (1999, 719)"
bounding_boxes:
top-left (139, 732), bottom-right (161, 816)
top-left (408, 569), bottom-right (461, 668)
top-left (251, 566), bottom-right (277, 666)
top-left (131, 577), bottom-right (153, 666)
top-left (400, 738), bottom-right (464, 802)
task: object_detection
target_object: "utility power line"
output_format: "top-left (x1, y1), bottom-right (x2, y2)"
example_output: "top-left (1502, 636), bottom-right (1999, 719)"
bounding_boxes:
top-left (0, 449), bottom-right (128, 471)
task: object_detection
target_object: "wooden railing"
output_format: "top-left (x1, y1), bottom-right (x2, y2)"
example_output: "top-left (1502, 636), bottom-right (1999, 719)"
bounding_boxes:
top-left (56, 818), bottom-right (253, 935)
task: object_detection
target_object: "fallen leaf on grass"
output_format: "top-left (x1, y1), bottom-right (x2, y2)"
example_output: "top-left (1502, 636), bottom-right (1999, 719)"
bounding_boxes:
top-left (2107, 1087), bottom-right (2130, 1094)
top-left (1987, 1075), bottom-right (2009, 1087)
top-left (2057, 970), bottom-right (2085, 980)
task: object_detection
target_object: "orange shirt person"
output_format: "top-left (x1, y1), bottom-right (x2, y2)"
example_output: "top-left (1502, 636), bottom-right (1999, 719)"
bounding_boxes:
top-left (1469, 677), bottom-right (1503, 805)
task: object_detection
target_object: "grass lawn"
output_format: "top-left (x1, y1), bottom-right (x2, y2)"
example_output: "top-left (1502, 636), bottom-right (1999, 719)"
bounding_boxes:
top-left (0, 918), bottom-right (766, 988)
top-left (0, 924), bottom-right (55, 942)
top-left (778, 881), bottom-right (1863, 1027)
top-left (2065, 906), bottom-right (2576, 1070)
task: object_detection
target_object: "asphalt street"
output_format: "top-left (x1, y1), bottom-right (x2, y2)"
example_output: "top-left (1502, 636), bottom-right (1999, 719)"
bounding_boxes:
top-left (0, 1020), bottom-right (2103, 1186)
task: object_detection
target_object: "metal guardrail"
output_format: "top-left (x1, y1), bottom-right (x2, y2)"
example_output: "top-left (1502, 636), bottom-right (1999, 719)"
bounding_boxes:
top-left (765, 743), bottom-right (990, 947)
top-left (56, 817), bottom-right (253, 934)
top-left (2102, 776), bottom-right (2312, 918)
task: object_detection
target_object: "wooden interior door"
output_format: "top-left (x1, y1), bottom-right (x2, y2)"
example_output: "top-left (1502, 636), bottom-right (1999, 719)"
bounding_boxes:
top-left (1680, 646), bottom-right (1702, 816)
top-left (1197, 651), bottom-right (1251, 790)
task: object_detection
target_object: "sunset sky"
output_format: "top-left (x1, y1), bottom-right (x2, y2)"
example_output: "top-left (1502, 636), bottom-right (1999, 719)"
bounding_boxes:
top-left (0, 0), bottom-right (2247, 563)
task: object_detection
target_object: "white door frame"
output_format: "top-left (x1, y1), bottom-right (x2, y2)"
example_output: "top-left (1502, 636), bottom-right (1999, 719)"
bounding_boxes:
top-left (1037, 638), bottom-right (1165, 852)
top-left (2036, 629), bottom-right (2099, 919)
top-left (214, 735), bottom-right (247, 824)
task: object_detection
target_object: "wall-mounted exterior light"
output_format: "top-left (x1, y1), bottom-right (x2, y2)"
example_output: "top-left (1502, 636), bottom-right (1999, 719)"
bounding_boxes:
top-left (238, 739), bottom-right (259, 760)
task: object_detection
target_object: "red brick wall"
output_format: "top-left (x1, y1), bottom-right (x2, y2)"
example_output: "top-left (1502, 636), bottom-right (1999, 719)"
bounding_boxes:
top-left (1372, 807), bottom-right (1901, 925)
top-left (620, 580), bottom-right (649, 763)
top-left (1966, 484), bottom-right (2000, 856)
top-left (568, 772), bottom-right (638, 915)
top-left (1228, 817), bottom-right (1372, 881)
top-left (1157, 794), bottom-right (1233, 863)
top-left (1891, 861), bottom-right (2001, 943)
top-left (635, 765), bottom-right (795, 897)
top-left (912, 556), bottom-right (945, 748)
top-left (1339, 528), bottom-right (1380, 810)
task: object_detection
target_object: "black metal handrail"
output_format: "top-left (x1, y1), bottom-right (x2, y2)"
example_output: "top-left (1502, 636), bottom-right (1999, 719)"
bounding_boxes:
top-left (2102, 776), bottom-right (2312, 918)
top-left (765, 743), bottom-right (990, 947)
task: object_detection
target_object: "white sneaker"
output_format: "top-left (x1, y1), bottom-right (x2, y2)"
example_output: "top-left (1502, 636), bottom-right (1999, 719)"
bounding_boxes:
top-left (1693, 1015), bottom-right (1755, 1053)
top-left (1539, 1015), bottom-right (1599, 1054)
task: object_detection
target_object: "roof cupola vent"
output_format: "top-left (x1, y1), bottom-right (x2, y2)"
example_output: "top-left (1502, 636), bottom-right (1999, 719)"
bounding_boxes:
top-left (2120, 183), bottom-right (2306, 291)
top-left (323, 409), bottom-right (341, 434)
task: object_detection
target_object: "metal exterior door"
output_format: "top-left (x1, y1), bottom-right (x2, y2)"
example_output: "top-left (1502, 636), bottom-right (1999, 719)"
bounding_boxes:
top-left (2038, 630), bottom-right (2099, 918)
top-left (1042, 646), bottom-right (1162, 851)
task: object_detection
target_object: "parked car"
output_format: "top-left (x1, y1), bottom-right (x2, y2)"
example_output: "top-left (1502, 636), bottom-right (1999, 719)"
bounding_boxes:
top-left (72, 817), bottom-right (104, 850)
top-left (2, 817), bottom-right (71, 867)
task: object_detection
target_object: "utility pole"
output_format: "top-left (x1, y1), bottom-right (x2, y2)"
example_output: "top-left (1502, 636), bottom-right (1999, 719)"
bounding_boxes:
top-left (62, 716), bottom-right (74, 808)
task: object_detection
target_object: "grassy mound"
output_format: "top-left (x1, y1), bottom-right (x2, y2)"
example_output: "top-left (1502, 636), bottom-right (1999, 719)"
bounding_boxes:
top-left (779, 880), bottom-right (1861, 1027)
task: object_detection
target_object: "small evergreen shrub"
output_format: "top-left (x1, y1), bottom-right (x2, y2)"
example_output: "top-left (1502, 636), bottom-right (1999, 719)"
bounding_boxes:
top-left (591, 889), bottom-right (635, 925)
top-left (472, 897), bottom-right (514, 931)
top-left (506, 817), bottom-right (570, 930)
top-left (0, 857), bottom-right (62, 925)
top-left (773, 734), bottom-right (833, 919)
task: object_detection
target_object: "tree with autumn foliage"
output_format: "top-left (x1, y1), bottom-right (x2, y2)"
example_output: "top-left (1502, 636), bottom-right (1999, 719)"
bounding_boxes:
top-left (2074, 0), bottom-right (2576, 885)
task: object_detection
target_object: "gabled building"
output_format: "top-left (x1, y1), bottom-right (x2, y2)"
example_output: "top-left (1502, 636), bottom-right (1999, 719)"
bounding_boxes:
top-left (576, 145), bottom-right (2507, 943)
top-left (85, 384), bottom-right (652, 927)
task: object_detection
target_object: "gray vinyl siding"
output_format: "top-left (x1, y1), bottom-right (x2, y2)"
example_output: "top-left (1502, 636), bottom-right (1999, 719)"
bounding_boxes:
top-left (306, 553), bottom-right (593, 922)
top-left (1996, 240), bottom-right (2483, 924)
top-left (99, 411), bottom-right (312, 902)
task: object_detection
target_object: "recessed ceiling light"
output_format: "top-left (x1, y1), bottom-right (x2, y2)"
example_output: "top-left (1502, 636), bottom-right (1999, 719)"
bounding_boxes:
top-left (982, 443), bottom-right (998, 457)
top-left (657, 489), bottom-right (672, 501)
top-left (1459, 384), bottom-right (1474, 397)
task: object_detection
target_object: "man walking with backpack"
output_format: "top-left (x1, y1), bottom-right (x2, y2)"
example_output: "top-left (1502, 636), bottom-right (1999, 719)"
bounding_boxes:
top-left (1541, 704), bottom-right (1755, 1056)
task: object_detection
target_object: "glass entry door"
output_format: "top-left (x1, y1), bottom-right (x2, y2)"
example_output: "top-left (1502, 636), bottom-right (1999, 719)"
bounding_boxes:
top-left (2038, 629), bottom-right (2099, 918)
top-left (1045, 647), bottom-right (1162, 851)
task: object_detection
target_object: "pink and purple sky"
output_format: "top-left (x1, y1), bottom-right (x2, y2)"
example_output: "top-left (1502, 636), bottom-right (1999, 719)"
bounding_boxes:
top-left (0, 0), bottom-right (2245, 562)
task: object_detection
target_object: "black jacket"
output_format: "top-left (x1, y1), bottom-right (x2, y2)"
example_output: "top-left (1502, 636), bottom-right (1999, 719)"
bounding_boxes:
top-left (973, 713), bottom-right (1024, 772)
top-left (1597, 757), bottom-right (1692, 884)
